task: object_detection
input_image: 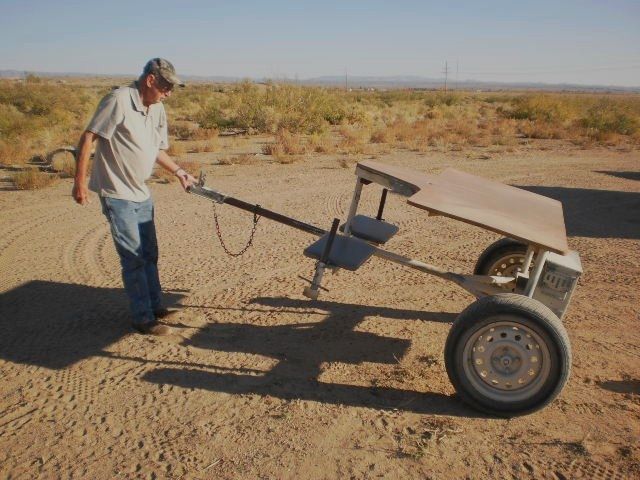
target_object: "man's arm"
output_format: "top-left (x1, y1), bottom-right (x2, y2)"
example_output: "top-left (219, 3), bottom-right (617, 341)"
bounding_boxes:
top-left (156, 149), bottom-right (196, 190)
top-left (72, 130), bottom-right (97, 205)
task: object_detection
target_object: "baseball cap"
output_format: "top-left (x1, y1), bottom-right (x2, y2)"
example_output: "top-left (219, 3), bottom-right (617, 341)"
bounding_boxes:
top-left (143, 58), bottom-right (185, 87)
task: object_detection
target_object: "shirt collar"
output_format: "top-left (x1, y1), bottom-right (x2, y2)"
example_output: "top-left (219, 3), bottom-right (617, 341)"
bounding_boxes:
top-left (130, 82), bottom-right (147, 114)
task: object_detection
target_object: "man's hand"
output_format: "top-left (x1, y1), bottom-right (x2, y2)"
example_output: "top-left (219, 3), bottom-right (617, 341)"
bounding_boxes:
top-left (155, 150), bottom-right (195, 191)
top-left (72, 181), bottom-right (90, 205)
top-left (174, 168), bottom-right (196, 191)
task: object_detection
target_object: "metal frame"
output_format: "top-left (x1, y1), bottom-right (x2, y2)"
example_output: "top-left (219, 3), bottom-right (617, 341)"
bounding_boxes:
top-left (189, 173), bottom-right (519, 300)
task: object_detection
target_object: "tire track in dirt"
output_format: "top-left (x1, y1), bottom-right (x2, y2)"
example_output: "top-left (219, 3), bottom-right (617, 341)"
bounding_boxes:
top-left (60, 221), bottom-right (112, 286)
top-left (528, 457), bottom-right (626, 480)
top-left (95, 228), bottom-right (121, 287)
top-left (0, 210), bottom-right (79, 294)
top-left (0, 208), bottom-right (72, 263)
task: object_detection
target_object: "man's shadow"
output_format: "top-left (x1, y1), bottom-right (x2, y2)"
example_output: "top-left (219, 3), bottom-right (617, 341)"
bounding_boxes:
top-left (0, 280), bottom-right (182, 369)
top-left (143, 297), bottom-right (482, 416)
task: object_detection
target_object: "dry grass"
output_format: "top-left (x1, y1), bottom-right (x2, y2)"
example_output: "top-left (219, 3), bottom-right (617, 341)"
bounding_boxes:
top-left (169, 121), bottom-right (219, 141)
top-left (191, 138), bottom-right (219, 153)
top-left (308, 133), bottom-right (336, 153)
top-left (167, 141), bottom-right (187, 157)
top-left (2, 78), bottom-right (639, 193)
top-left (0, 140), bottom-right (33, 166)
top-left (0, 78), bottom-right (106, 166)
top-left (262, 130), bottom-right (307, 155)
top-left (338, 126), bottom-right (371, 154)
top-left (49, 150), bottom-right (76, 177)
top-left (337, 156), bottom-right (358, 169)
top-left (218, 153), bottom-right (259, 166)
top-left (262, 130), bottom-right (308, 163)
top-left (274, 154), bottom-right (301, 164)
top-left (12, 169), bottom-right (57, 190)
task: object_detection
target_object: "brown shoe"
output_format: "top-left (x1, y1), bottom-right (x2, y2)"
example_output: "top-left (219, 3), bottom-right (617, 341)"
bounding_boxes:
top-left (133, 321), bottom-right (174, 336)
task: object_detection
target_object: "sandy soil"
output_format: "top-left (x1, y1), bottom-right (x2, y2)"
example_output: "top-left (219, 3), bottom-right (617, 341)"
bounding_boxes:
top-left (0, 141), bottom-right (639, 479)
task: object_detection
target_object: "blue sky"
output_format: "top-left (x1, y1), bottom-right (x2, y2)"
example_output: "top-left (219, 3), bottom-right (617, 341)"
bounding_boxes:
top-left (1, 0), bottom-right (639, 86)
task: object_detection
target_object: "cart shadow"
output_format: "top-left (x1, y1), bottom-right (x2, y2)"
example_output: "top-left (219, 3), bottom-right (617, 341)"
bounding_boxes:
top-left (595, 170), bottom-right (640, 182)
top-left (597, 379), bottom-right (640, 395)
top-left (0, 280), bottom-right (183, 369)
top-left (143, 297), bottom-right (481, 417)
top-left (519, 185), bottom-right (640, 240)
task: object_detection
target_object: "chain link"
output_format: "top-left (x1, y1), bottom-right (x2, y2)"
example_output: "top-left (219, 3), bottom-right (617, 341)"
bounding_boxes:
top-left (212, 203), bottom-right (260, 257)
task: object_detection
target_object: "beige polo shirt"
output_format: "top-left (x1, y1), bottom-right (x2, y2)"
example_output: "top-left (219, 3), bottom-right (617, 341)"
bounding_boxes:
top-left (87, 83), bottom-right (169, 202)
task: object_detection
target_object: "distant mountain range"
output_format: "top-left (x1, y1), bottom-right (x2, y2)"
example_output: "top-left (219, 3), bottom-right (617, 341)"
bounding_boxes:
top-left (1, 70), bottom-right (638, 93)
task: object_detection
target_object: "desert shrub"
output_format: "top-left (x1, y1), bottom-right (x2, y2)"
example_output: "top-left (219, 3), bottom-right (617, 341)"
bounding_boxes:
top-left (197, 99), bottom-right (235, 130)
top-left (274, 154), bottom-right (301, 164)
top-left (49, 151), bottom-right (76, 177)
top-left (338, 126), bottom-right (369, 154)
top-left (338, 156), bottom-right (358, 169)
top-left (169, 121), bottom-right (199, 140)
top-left (192, 138), bottom-right (219, 153)
top-left (370, 128), bottom-right (390, 143)
top-left (262, 130), bottom-right (307, 156)
top-left (518, 120), bottom-right (565, 139)
top-left (424, 92), bottom-right (465, 108)
top-left (580, 99), bottom-right (639, 136)
top-left (167, 141), bottom-right (187, 156)
top-left (193, 127), bottom-right (219, 140)
top-left (0, 79), bottom-right (104, 165)
top-left (262, 142), bottom-right (283, 157)
top-left (0, 139), bottom-right (33, 165)
top-left (197, 81), bottom-right (348, 134)
top-left (218, 154), bottom-right (258, 166)
top-left (12, 169), bottom-right (57, 189)
top-left (490, 118), bottom-right (518, 145)
top-left (308, 132), bottom-right (335, 153)
top-left (503, 94), bottom-right (572, 123)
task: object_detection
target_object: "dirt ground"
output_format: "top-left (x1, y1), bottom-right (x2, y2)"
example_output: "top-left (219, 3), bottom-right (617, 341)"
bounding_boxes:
top-left (1, 140), bottom-right (639, 479)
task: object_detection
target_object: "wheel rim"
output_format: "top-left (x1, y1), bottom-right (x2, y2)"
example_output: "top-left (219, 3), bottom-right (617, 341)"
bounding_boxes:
top-left (486, 253), bottom-right (528, 277)
top-left (462, 318), bottom-right (552, 403)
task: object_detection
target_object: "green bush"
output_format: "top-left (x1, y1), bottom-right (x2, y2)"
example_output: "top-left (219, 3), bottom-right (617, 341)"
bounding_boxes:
top-left (0, 80), bottom-right (104, 164)
top-left (504, 94), bottom-right (572, 123)
top-left (194, 81), bottom-right (348, 134)
top-left (580, 99), bottom-right (639, 135)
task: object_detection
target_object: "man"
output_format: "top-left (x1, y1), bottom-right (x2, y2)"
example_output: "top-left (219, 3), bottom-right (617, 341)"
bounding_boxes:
top-left (73, 58), bottom-right (195, 336)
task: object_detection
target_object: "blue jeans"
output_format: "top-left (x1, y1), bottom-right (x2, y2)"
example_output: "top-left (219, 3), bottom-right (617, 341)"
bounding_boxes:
top-left (100, 196), bottom-right (162, 326)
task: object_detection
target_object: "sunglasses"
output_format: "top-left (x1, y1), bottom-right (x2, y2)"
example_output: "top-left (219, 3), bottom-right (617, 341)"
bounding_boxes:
top-left (153, 75), bottom-right (174, 93)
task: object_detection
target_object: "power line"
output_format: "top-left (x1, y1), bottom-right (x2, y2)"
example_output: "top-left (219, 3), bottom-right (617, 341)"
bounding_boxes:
top-left (442, 60), bottom-right (449, 92)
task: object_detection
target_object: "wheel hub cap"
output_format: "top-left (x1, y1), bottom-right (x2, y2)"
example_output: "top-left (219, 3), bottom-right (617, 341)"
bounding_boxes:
top-left (467, 323), bottom-right (546, 393)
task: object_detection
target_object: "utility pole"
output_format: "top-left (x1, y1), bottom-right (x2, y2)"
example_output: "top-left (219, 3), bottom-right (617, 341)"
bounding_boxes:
top-left (443, 61), bottom-right (449, 92)
top-left (345, 68), bottom-right (348, 91)
top-left (456, 60), bottom-right (459, 90)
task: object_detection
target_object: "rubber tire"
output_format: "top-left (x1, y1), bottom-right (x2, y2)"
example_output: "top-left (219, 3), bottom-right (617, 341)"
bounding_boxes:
top-left (445, 293), bottom-right (571, 417)
top-left (474, 238), bottom-right (528, 276)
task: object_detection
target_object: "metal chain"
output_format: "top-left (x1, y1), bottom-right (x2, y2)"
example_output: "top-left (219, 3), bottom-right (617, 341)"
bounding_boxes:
top-left (212, 203), bottom-right (260, 257)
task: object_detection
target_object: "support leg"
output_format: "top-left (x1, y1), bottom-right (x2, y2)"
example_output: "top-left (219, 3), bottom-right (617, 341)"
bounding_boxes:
top-left (524, 249), bottom-right (548, 297)
top-left (343, 177), bottom-right (364, 236)
top-left (303, 219), bottom-right (340, 300)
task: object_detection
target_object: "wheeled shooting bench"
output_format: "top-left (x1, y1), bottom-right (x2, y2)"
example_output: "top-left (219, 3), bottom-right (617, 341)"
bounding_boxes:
top-left (188, 160), bottom-right (582, 416)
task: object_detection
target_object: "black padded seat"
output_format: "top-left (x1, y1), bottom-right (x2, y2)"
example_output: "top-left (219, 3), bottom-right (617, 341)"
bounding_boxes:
top-left (304, 233), bottom-right (375, 271)
top-left (339, 215), bottom-right (399, 244)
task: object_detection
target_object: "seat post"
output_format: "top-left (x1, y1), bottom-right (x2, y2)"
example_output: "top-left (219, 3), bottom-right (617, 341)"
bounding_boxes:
top-left (376, 188), bottom-right (388, 221)
top-left (304, 218), bottom-right (340, 300)
top-left (343, 177), bottom-right (364, 235)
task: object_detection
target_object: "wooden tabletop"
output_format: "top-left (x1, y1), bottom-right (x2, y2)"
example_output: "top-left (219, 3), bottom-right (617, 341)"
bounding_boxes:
top-left (357, 160), bottom-right (569, 254)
